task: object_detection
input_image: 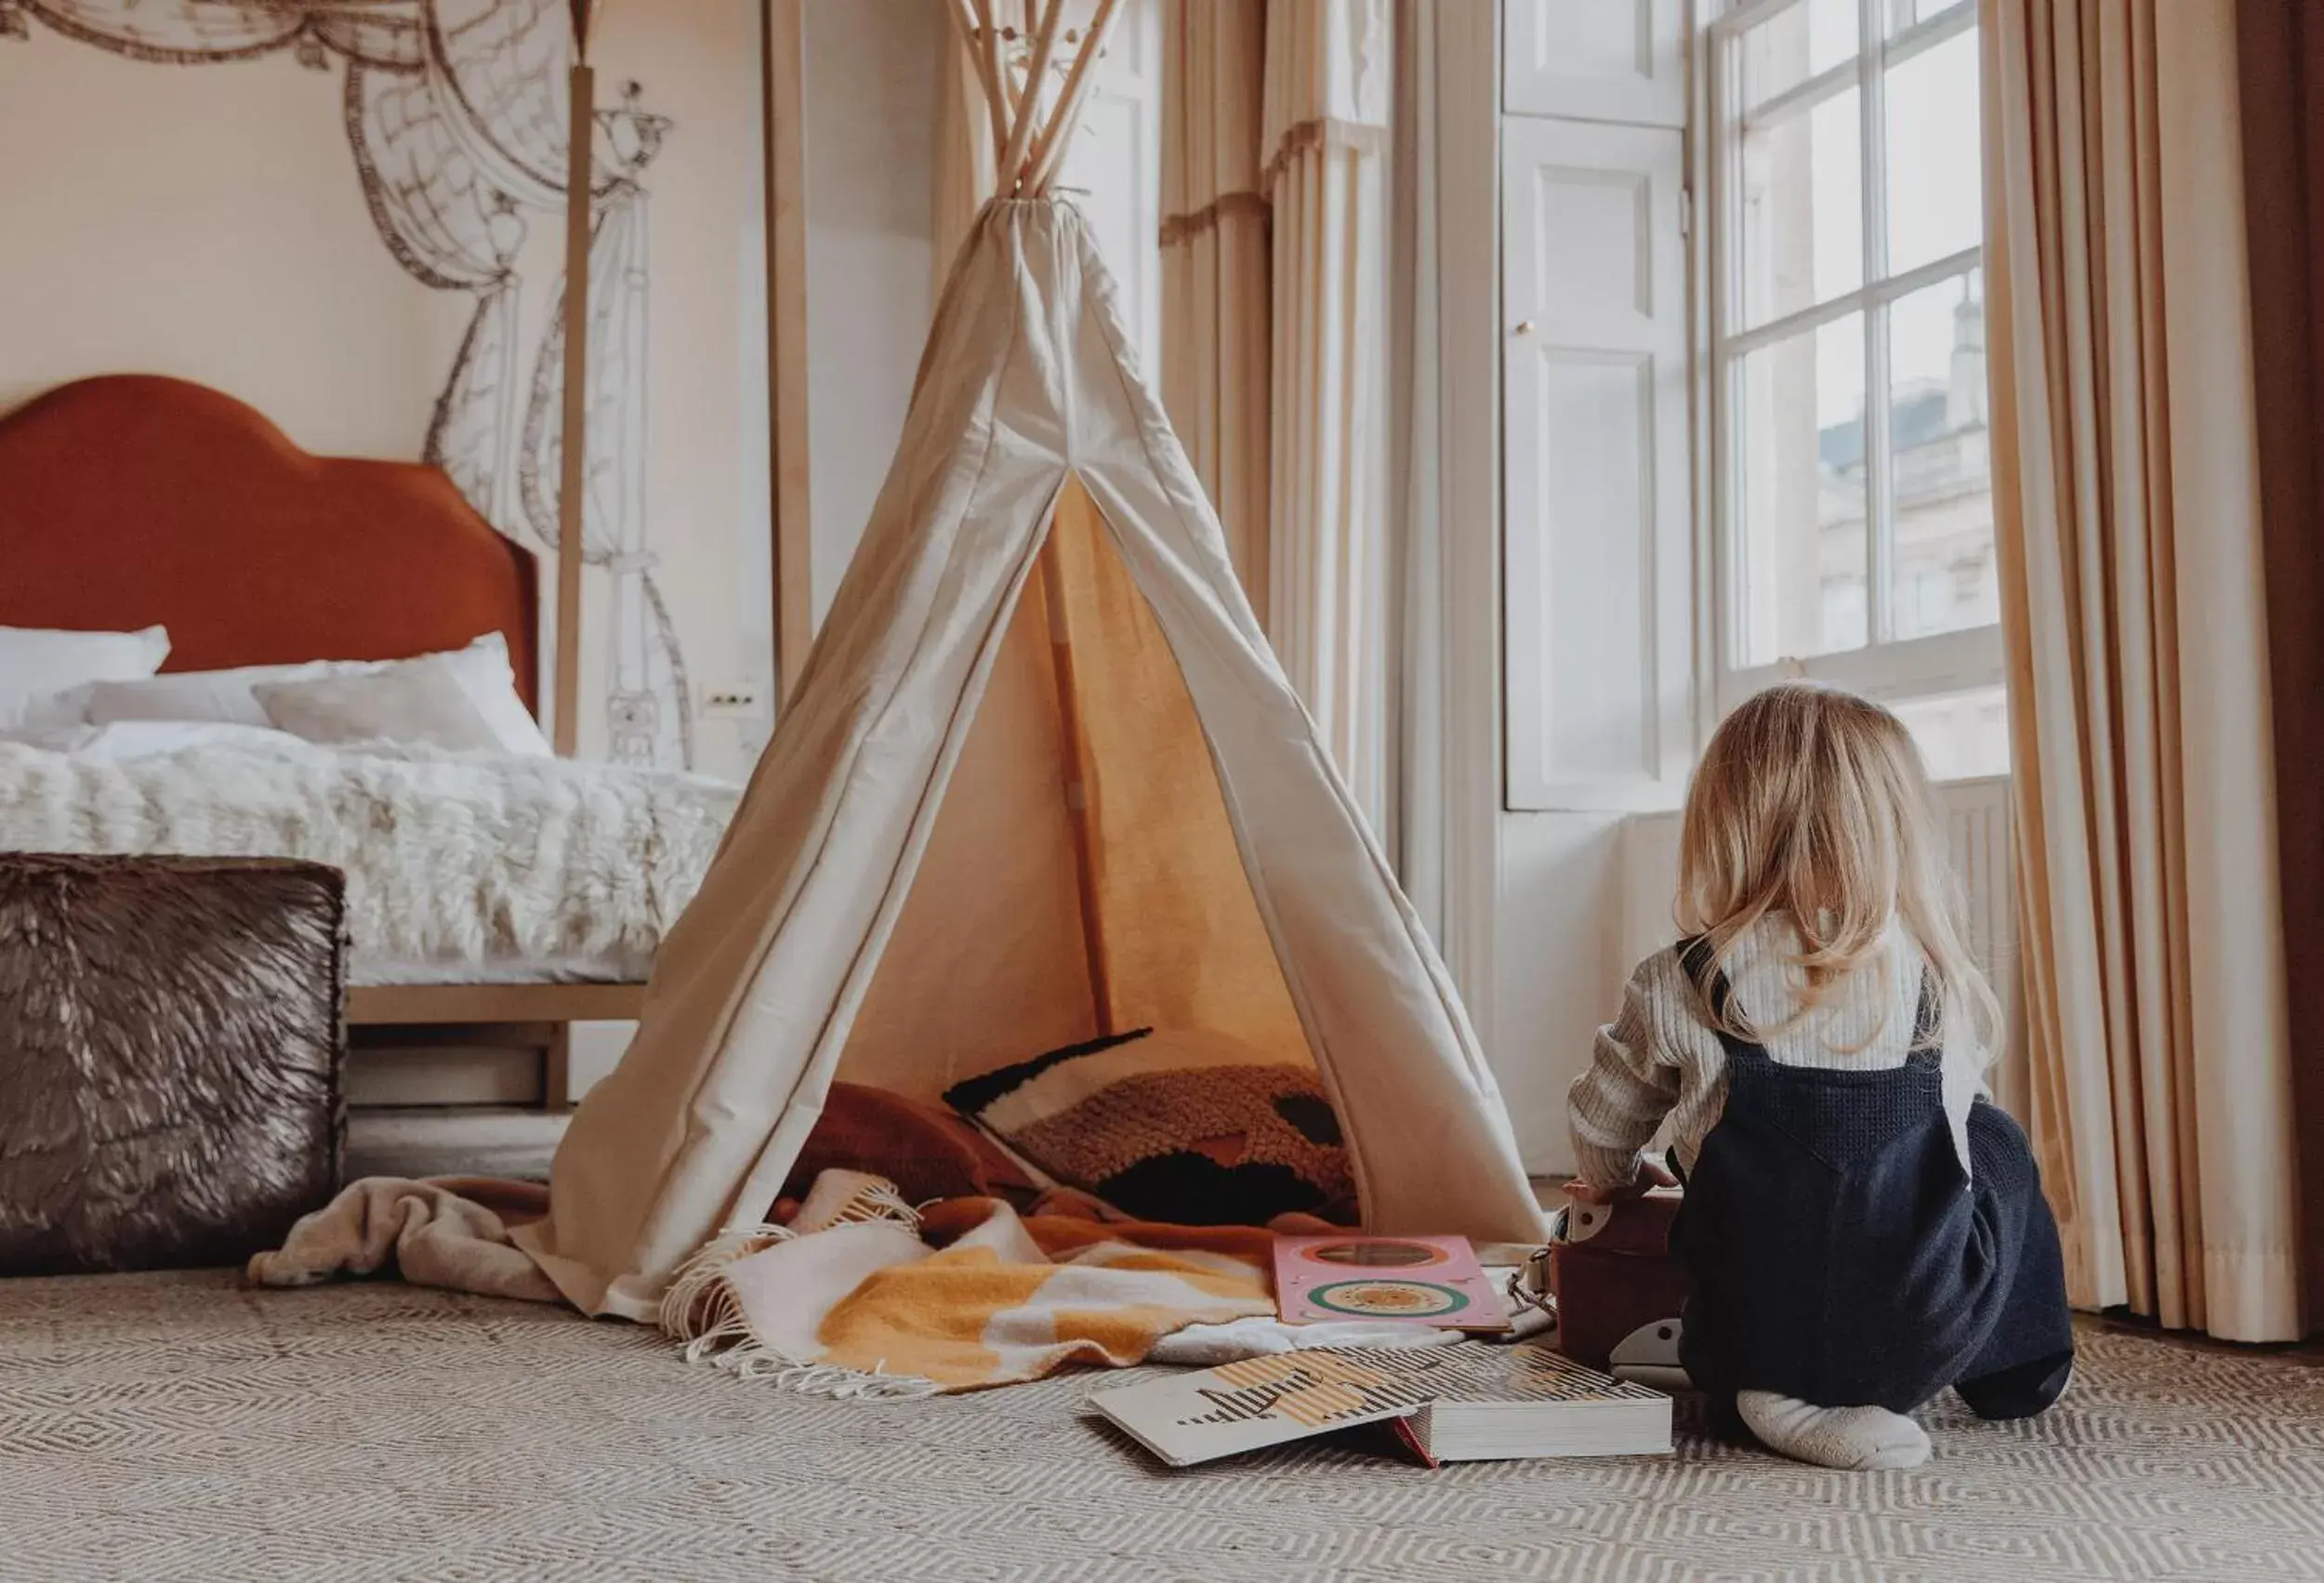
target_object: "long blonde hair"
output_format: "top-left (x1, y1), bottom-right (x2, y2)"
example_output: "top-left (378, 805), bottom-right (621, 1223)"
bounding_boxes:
top-left (1676, 681), bottom-right (2000, 1056)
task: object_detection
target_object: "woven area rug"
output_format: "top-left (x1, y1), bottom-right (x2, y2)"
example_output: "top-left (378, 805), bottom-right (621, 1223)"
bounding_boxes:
top-left (1, 1272), bottom-right (2318, 1582)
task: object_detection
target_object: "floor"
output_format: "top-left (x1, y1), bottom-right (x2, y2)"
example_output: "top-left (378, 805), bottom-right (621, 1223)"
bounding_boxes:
top-left (1, 1269), bottom-right (2319, 1583)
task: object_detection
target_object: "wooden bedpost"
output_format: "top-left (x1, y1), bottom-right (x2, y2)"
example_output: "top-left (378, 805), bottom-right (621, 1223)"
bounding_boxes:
top-left (553, 3), bottom-right (598, 758)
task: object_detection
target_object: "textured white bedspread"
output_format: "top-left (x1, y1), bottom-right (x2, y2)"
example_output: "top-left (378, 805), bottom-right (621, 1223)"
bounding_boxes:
top-left (0, 731), bottom-right (737, 983)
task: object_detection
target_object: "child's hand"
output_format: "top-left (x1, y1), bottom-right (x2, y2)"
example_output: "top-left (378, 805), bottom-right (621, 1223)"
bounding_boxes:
top-left (1565, 1156), bottom-right (1679, 1205)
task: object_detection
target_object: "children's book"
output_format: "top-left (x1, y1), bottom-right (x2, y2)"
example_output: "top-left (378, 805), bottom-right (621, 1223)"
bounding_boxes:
top-left (1087, 1343), bottom-right (1672, 1468)
top-left (1271, 1233), bottom-right (1511, 1333)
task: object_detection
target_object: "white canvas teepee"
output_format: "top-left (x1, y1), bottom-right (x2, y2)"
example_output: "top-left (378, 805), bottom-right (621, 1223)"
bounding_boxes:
top-left (514, 0), bottom-right (1542, 1320)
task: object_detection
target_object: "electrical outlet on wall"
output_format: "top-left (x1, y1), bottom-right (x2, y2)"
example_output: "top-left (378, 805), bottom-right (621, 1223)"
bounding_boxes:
top-left (702, 682), bottom-right (764, 718)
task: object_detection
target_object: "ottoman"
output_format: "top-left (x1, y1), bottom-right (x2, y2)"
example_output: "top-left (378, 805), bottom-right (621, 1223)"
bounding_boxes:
top-left (0, 853), bottom-right (347, 1275)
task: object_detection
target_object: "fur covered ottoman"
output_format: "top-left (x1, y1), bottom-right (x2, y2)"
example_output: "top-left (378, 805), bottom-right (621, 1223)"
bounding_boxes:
top-left (0, 853), bottom-right (347, 1274)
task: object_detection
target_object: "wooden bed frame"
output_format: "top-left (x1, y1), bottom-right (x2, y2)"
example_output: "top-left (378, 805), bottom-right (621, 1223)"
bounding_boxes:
top-left (0, 374), bottom-right (651, 1107)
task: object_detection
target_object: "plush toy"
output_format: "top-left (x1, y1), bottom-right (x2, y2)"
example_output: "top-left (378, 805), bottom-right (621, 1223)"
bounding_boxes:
top-left (1547, 1186), bottom-right (1691, 1392)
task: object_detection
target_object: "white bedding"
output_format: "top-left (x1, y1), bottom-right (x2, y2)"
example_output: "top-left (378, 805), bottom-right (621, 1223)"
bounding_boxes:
top-left (0, 725), bottom-right (738, 985)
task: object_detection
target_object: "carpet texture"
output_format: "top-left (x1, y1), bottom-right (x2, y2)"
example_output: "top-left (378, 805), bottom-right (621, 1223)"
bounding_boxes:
top-left (1, 1272), bottom-right (2318, 1582)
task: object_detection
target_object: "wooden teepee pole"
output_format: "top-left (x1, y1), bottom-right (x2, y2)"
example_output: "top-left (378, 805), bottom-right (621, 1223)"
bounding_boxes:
top-left (1026, 0), bottom-right (1122, 195)
top-left (553, 4), bottom-right (598, 757)
top-left (1037, 511), bottom-right (1114, 1037)
top-left (955, 0), bottom-right (1010, 165)
top-left (995, 0), bottom-right (1065, 196)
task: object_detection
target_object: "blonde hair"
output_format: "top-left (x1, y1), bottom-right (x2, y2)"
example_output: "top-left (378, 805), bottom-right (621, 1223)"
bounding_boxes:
top-left (1675, 681), bottom-right (2000, 1056)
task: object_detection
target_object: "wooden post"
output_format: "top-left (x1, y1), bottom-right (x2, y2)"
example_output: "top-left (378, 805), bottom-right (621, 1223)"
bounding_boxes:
top-left (1027, 0), bottom-right (1122, 194)
top-left (1037, 513), bottom-right (1113, 1037)
top-left (554, 53), bottom-right (595, 757)
top-left (995, 0), bottom-right (1065, 195)
top-left (764, 0), bottom-right (813, 703)
top-left (543, 1021), bottom-right (574, 1113)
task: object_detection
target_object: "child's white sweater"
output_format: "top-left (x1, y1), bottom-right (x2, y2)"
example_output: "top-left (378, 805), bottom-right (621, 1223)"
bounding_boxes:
top-left (1567, 914), bottom-right (1988, 1189)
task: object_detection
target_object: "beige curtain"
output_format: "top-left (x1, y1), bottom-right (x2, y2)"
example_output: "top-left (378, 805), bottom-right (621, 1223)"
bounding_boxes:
top-left (2234, 0), bottom-right (2324, 1332)
top-left (1160, 0), bottom-right (1393, 840)
top-left (1387, 0), bottom-right (1442, 936)
top-left (1983, 0), bottom-right (2308, 1340)
top-left (1160, 2), bottom-right (1272, 617)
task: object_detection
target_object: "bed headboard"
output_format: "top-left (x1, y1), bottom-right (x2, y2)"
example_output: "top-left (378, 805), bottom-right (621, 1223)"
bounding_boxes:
top-left (0, 375), bottom-right (539, 711)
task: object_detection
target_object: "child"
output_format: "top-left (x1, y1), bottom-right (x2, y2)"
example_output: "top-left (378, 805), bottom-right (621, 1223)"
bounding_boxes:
top-left (1565, 682), bottom-right (2072, 1471)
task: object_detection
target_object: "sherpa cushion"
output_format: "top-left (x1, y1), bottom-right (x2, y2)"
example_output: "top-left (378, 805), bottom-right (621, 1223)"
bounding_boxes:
top-left (0, 853), bottom-right (347, 1275)
top-left (943, 1027), bottom-right (1354, 1226)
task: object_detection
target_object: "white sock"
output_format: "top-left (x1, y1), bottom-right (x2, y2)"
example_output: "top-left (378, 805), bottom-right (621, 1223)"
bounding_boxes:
top-left (1736, 1390), bottom-right (1931, 1471)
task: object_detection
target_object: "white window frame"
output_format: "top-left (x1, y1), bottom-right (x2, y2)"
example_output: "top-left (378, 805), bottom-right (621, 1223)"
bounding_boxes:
top-left (1701, 0), bottom-right (1999, 717)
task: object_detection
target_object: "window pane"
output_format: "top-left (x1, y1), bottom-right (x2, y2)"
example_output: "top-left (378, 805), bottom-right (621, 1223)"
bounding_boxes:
top-left (1884, 0), bottom-right (1971, 35)
top-left (1736, 314), bottom-right (1868, 666)
top-left (1740, 0), bottom-right (1859, 109)
top-left (1886, 269), bottom-right (1996, 641)
top-left (1884, 25), bottom-right (1982, 273)
top-left (1739, 88), bottom-right (1863, 327)
top-left (1891, 683), bottom-right (2011, 780)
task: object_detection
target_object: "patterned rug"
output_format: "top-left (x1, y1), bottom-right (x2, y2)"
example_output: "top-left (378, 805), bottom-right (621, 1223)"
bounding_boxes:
top-left (0, 1272), bottom-right (2317, 1583)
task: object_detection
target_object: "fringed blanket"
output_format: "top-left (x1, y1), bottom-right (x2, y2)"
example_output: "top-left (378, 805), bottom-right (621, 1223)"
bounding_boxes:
top-left (254, 1170), bottom-right (1458, 1395)
top-left (661, 1172), bottom-right (1455, 1396)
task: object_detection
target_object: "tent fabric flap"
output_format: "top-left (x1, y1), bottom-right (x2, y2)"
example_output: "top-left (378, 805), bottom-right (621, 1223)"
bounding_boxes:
top-left (513, 200), bottom-right (1542, 1321)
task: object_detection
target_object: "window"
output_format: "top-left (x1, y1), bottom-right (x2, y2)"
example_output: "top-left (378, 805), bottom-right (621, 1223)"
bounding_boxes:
top-left (1705, 0), bottom-right (2005, 775)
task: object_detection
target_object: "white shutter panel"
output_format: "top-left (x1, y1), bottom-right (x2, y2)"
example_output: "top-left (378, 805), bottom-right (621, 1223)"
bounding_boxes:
top-left (1503, 0), bottom-right (1685, 127)
top-left (1501, 115), bottom-right (1692, 811)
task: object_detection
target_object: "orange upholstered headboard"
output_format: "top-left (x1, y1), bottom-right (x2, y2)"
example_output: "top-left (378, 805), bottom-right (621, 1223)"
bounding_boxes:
top-left (0, 375), bottom-right (539, 711)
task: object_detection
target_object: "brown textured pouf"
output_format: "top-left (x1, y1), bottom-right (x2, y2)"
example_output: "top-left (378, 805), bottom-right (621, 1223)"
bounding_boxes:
top-left (0, 853), bottom-right (346, 1275)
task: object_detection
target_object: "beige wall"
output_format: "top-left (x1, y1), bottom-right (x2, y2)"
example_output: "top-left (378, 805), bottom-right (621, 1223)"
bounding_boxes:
top-left (0, 41), bottom-right (465, 455)
top-left (0, 4), bottom-right (773, 781)
top-left (801, 0), bottom-right (944, 627)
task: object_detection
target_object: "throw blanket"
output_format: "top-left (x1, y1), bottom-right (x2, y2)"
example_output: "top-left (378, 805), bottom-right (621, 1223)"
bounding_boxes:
top-left (251, 1170), bottom-right (1458, 1393)
top-left (0, 738), bottom-right (735, 977)
top-left (662, 1172), bottom-right (1455, 1397)
top-left (248, 1176), bottom-right (561, 1303)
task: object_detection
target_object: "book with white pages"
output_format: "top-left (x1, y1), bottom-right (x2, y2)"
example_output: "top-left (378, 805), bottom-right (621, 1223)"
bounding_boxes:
top-left (1088, 1342), bottom-right (1672, 1468)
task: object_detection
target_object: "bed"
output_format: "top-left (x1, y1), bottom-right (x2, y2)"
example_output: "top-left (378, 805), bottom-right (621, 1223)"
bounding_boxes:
top-left (0, 374), bottom-right (737, 1104)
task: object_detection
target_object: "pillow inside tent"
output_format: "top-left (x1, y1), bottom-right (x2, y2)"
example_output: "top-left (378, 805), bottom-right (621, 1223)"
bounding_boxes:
top-left (943, 1027), bottom-right (1354, 1227)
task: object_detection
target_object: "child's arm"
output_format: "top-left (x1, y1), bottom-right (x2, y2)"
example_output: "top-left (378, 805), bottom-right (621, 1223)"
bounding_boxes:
top-left (1565, 958), bottom-right (1685, 1193)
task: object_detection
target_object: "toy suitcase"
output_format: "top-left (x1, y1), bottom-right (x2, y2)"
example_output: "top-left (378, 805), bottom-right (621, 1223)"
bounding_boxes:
top-left (1538, 1187), bottom-right (1691, 1391)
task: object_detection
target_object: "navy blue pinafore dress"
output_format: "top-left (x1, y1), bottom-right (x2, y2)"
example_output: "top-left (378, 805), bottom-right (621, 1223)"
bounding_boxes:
top-left (1671, 943), bottom-right (2075, 1421)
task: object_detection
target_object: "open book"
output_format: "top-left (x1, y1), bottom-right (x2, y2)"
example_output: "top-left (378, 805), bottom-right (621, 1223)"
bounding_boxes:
top-left (1088, 1343), bottom-right (1672, 1468)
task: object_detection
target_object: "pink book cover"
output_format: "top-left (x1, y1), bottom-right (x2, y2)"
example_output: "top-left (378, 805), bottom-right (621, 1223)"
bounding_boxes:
top-left (1271, 1234), bottom-right (1512, 1333)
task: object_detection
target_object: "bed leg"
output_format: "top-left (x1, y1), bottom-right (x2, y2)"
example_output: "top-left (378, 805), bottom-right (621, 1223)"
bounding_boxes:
top-left (543, 1022), bottom-right (573, 1112)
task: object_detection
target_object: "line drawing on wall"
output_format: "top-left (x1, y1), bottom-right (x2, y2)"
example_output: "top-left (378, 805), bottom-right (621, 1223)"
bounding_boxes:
top-left (3, 0), bottom-right (694, 769)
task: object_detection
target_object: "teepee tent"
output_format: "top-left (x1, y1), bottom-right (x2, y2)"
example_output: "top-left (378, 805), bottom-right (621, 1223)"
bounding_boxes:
top-left (515, 0), bottom-right (1542, 1320)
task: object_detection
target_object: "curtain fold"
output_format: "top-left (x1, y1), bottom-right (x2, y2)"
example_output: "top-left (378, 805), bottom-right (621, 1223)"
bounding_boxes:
top-left (1159, 2), bottom-right (1274, 636)
top-left (1260, 0), bottom-right (1392, 849)
top-left (1160, 0), bottom-right (1393, 845)
top-left (1983, 0), bottom-right (2307, 1341)
top-left (2234, 0), bottom-right (2324, 1332)
top-left (1388, 0), bottom-right (1441, 937)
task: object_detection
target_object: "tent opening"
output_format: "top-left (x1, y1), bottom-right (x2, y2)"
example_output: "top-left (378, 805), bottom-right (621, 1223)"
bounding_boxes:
top-left (833, 477), bottom-right (1319, 1105)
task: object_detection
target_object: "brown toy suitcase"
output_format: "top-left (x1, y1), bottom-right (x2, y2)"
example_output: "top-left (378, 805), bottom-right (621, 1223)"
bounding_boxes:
top-left (1544, 1188), bottom-right (1691, 1390)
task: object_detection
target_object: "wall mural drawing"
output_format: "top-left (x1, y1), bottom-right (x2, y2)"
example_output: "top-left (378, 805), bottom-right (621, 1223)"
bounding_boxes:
top-left (1, 0), bottom-right (694, 769)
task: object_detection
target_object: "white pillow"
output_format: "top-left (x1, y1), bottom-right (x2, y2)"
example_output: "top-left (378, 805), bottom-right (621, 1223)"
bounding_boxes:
top-left (0, 624), bottom-right (171, 729)
top-left (81, 657), bottom-right (337, 729)
top-left (0, 720), bottom-right (314, 762)
top-left (84, 633), bottom-right (551, 757)
top-left (255, 658), bottom-right (505, 753)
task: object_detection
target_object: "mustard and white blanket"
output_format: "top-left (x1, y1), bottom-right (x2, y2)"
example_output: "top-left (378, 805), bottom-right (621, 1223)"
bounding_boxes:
top-left (662, 1172), bottom-right (1453, 1396)
top-left (255, 1169), bottom-right (1455, 1395)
